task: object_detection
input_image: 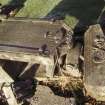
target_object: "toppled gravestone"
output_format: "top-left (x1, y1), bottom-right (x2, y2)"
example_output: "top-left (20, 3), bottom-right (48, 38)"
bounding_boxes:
top-left (0, 18), bottom-right (80, 105)
top-left (2, 18), bottom-right (105, 104)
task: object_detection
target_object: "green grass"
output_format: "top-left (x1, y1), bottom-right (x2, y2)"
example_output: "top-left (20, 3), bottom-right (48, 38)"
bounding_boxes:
top-left (16, 0), bottom-right (62, 18)
top-left (0, 0), bottom-right (104, 28)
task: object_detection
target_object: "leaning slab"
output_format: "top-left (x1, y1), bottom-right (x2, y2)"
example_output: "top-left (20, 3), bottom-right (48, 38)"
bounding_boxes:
top-left (84, 24), bottom-right (105, 101)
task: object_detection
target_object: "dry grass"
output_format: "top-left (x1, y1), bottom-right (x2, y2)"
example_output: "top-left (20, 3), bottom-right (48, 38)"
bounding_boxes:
top-left (36, 76), bottom-right (83, 91)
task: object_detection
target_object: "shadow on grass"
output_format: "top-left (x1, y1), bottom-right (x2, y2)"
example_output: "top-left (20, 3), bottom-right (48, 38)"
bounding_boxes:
top-left (47, 0), bottom-right (105, 28)
top-left (0, 0), bottom-right (26, 17)
top-left (8, 0), bottom-right (26, 5)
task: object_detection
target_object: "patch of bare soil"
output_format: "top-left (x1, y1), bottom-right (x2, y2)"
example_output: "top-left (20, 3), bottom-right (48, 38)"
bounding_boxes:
top-left (25, 85), bottom-right (76, 105)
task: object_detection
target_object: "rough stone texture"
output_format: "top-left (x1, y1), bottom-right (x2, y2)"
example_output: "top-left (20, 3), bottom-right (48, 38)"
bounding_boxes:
top-left (0, 19), bottom-right (72, 54)
top-left (84, 24), bottom-right (105, 101)
top-left (0, 19), bottom-right (73, 78)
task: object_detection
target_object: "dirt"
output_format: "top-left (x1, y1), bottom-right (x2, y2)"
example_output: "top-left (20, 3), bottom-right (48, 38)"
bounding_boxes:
top-left (26, 85), bottom-right (76, 105)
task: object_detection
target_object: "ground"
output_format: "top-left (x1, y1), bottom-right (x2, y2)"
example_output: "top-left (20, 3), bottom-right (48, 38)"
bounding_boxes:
top-left (0, 1), bottom-right (105, 104)
top-left (28, 85), bottom-right (73, 105)
top-left (0, 0), bottom-right (104, 28)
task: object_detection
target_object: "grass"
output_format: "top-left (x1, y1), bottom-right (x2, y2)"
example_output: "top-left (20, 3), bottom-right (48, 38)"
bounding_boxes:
top-left (0, 0), bottom-right (104, 28)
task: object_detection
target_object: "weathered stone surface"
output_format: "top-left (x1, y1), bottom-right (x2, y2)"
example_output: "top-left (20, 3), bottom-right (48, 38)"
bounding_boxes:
top-left (84, 24), bottom-right (105, 101)
top-left (0, 65), bottom-right (14, 83)
top-left (0, 19), bottom-right (73, 78)
top-left (3, 85), bottom-right (18, 105)
top-left (0, 19), bottom-right (72, 55)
